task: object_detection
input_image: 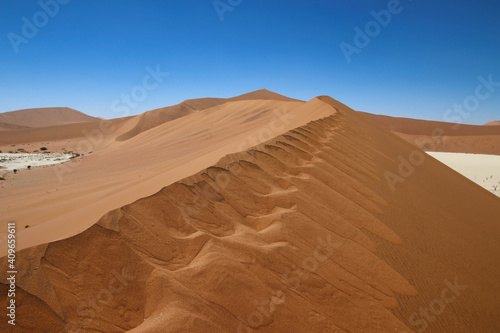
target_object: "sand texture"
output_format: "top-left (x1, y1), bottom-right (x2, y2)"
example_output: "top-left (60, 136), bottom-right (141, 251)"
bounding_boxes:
top-left (0, 93), bottom-right (499, 332)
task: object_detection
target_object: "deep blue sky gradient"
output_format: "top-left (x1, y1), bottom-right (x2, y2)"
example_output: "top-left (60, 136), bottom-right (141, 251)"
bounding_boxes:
top-left (1, 0), bottom-right (499, 124)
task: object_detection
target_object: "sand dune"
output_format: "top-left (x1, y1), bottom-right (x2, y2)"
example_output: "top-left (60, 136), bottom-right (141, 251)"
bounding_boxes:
top-left (115, 98), bottom-right (226, 141)
top-left (360, 112), bottom-right (500, 154)
top-left (0, 90), bottom-right (302, 148)
top-left (0, 117), bottom-right (132, 146)
top-left (0, 95), bottom-right (330, 254)
top-left (0, 122), bottom-right (30, 131)
top-left (226, 89), bottom-right (303, 103)
top-left (0, 107), bottom-right (100, 129)
top-left (484, 120), bottom-right (500, 126)
top-left (1, 93), bottom-right (499, 332)
top-left (115, 89), bottom-right (298, 141)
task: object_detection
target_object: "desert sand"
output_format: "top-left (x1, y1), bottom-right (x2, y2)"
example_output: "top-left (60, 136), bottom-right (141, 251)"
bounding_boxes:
top-left (484, 120), bottom-right (500, 126)
top-left (0, 107), bottom-right (101, 129)
top-left (0, 90), bottom-right (334, 253)
top-left (1, 92), bottom-right (499, 332)
top-left (360, 112), bottom-right (500, 155)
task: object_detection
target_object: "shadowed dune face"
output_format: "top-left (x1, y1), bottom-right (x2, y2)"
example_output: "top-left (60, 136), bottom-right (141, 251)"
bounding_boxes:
top-left (1, 98), bottom-right (499, 332)
top-left (360, 112), bottom-right (500, 155)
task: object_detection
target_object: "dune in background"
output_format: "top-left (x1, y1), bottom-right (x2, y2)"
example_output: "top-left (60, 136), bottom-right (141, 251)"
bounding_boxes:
top-left (484, 120), bottom-right (500, 126)
top-left (115, 89), bottom-right (302, 141)
top-left (0, 122), bottom-right (30, 131)
top-left (0, 117), bottom-right (132, 146)
top-left (360, 112), bottom-right (500, 155)
top-left (0, 107), bottom-right (101, 129)
top-left (0, 90), bottom-right (299, 146)
top-left (1, 93), bottom-right (499, 332)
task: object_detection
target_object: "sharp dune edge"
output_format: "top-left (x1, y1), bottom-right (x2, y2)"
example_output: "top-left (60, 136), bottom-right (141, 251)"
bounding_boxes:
top-left (1, 94), bottom-right (500, 332)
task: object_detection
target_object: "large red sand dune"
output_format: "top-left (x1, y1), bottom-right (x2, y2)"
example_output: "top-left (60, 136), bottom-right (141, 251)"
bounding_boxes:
top-left (360, 112), bottom-right (500, 154)
top-left (0, 91), bottom-right (330, 253)
top-left (0, 90), bottom-right (300, 147)
top-left (0, 93), bottom-right (499, 332)
top-left (115, 89), bottom-right (299, 141)
top-left (0, 122), bottom-right (30, 131)
top-left (0, 107), bottom-right (100, 129)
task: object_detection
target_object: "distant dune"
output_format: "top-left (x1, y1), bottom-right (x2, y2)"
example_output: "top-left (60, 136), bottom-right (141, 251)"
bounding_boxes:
top-left (0, 121), bottom-right (30, 131)
top-left (116, 89), bottom-right (302, 141)
top-left (0, 90), bottom-right (302, 146)
top-left (115, 98), bottom-right (227, 141)
top-left (0, 92), bottom-right (498, 332)
top-left (360, 112), bottom-right (500, 154)
top-left (0, 107), bottom-right (100, 129)
top-left (226, 88), bottom-right (303, 102)
top-left (0, 117), bottom-right (132, 146)
top-left (484, 120), bottom-right (500, 126)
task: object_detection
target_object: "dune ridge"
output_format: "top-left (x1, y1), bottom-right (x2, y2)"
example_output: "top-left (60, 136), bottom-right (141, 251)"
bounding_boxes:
top-left (1, 95), bottom-right (499, 332)
top-left (115, 89), bottom-right (303, 141)
top-left (0, 90), bottom-right (302, 146)
top-left (2, 104), bottom-right (417, 332)
top-left (0, 96), bottom-right (332, 254)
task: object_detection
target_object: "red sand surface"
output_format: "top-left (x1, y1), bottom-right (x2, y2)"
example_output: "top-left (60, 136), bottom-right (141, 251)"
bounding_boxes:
top-left (1, 93), bottom-right (499, 332)
top-left (360, 112), bottom-right (500, 155)
top-left (0, 107), bottom-right (100, 129)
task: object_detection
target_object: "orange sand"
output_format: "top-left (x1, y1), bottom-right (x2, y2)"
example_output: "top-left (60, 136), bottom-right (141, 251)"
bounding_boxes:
top-left (0, 92), bottom-right (499, 332)
top-left (360, 112), bottom-right (500, 155)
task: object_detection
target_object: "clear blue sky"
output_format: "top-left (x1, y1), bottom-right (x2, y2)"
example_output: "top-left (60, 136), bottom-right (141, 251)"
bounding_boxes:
top-left (1, 0), bottom-right (499, 124)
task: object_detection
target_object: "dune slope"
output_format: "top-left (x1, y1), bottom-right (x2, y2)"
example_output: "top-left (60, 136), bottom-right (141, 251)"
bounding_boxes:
top-left (1, 96), bottom-right (499, 332)
top-left (484, 120), bottom-right (500, 126)
top-left (360, 112), bottom-right (500, 154)
top-left (0, 117), bottom-right (133, 146)
top-left (0, 97), bottom-right (331, 253)
top-left (0, 107), bottom-right (100, 129)
top-left (0, 90), bottom-right (304, 147)
top-left (114, 98), bottom-right (227, 141)
top-left (0, 122), bottom-right (30, 131)
top-left (116, 89), bottom-right (303, 141)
